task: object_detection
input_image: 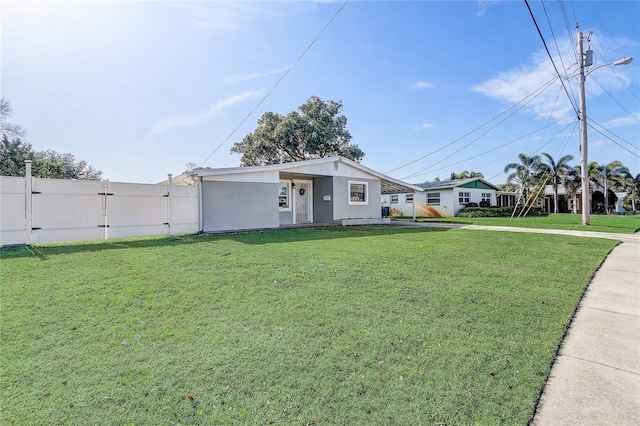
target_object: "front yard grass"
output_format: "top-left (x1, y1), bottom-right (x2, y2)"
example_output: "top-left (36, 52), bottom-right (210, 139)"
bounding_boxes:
top-left (409, 213), bottom-right (640, 234)
top-left (1, 227), bottom-right (619, 424)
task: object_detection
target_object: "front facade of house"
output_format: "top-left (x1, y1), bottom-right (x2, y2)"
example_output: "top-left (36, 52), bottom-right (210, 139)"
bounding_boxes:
top-left (191, 157), bottom-right (421, 232)
top-left (382, 178), bottom-right (500, 217)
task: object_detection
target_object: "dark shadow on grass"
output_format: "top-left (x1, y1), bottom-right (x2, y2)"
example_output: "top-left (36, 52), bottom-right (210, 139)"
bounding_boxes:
top-left (0, 225), bottom-right (453, 259)
top-left (214, 224), bottom-right (452, 245)
top-left (0, 235), bottom-right (208, 260)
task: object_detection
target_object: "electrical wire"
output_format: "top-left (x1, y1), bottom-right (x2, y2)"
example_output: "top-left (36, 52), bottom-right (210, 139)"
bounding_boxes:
top-left (558, 0), bottom-right (578, 62)
top-left (541, 0), bottom-right (577, 107)
top-left (524, 0), bottom-right (579, 117)
top-left (400, 76), bottom-right (560, 180)
top-left (413, 118), bottom-right (576, 180)
top-left (590, 75), bottom-right (640, 125)
top-left (385, 75), bottom-right (560, 175)
top-left (198, 0), bottom-right (350, 167)
top-left (588, 119), bottom-right (640, 156)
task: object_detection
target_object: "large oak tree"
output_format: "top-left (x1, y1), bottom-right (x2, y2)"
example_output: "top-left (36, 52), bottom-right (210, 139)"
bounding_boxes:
top-left (231, 96), bottom-right (364, 166)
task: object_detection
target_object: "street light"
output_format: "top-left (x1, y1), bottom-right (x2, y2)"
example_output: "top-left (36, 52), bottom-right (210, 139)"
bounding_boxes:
top-left (577, 29), bottom-right (632, 225)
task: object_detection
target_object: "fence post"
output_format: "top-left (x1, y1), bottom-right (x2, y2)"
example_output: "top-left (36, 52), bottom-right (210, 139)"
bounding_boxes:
top-left (102, 180), bottom-right (109, 240)
top-left (167, 174), bottom-right (173, 236)
top-left (24, 160), bottom-right (33, 245)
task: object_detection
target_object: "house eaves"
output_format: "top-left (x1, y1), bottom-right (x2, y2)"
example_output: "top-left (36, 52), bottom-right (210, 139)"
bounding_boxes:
top-left (416, 178), bottom-right (500, 191)
top-left (194, 156), bottom-right (423, 194)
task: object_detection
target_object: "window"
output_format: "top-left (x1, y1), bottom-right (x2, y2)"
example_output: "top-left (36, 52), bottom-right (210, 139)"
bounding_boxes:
top-left (279, 181), bottom-right (291, 210)
top-left (427, 192), bottom-right (440, 205)
top-left (390, 194), bottom-right (398, 204)
top-left (405, 194), bottom-right (414, 203)
top-left (458, 191), bottom-right (470, 204)
top-left (349, 181), bottom-right (368, 205)
top-left (481, 193), bottom-right (491, 203)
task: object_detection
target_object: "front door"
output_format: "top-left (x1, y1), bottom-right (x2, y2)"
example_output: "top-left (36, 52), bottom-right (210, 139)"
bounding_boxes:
top-left (293, 180), bottom-right (313, 224)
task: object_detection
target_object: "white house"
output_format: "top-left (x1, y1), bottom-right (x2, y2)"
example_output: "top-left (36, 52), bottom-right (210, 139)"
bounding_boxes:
top-left (382, 178), bottom-right (500, 217)
top-left (174, 156), bottom-right (422, 232)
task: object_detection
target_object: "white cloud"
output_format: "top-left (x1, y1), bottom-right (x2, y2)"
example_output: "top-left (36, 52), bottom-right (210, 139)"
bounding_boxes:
top-left (170, 2), bottom-right (310, 32)
top-left (601, 112), bottom-right (640, 129)
top-left (224, 66), bottom-right (292, 85)
top-left (147, 90), bottom-right (263, 139)
top-left (472, 34), bottom-right (637, 123)
top-left (414, 123), bottom-right (434, 130)
top-left (476, 0), bottom-right (505, 17)
top-left (411, 81), bottom-right (434, 90)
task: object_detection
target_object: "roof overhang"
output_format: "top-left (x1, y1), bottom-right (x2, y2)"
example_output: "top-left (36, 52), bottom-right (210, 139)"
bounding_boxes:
top-left (194, 156), bottom-right (423, 194)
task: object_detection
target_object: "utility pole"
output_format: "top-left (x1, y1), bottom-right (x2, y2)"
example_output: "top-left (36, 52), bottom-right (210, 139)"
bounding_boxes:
top-left (577, 28), bottom-right (590, 225)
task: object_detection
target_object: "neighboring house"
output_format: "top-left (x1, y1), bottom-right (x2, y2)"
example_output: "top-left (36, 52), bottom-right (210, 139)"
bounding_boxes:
top-left (172, 156), bottom-right (422, 233)
top-left (382, 178), bottom-right (500, 217)
top-left (495, 184), bottom-right (626, 214)
top-left (538, 184), bottom-right (626, 214)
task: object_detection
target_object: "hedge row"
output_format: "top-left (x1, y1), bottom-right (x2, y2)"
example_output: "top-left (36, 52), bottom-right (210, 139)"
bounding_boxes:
top-left (457, 206), bottom-right (548, 218)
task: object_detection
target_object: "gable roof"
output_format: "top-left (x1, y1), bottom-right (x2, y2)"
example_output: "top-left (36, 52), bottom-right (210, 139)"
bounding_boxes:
top-left (194, 156), bottom-right (423, 194)
top-left (416, 178), bottom-right (500, 191)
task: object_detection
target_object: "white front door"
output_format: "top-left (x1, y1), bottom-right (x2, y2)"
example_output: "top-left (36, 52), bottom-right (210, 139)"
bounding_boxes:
top-left (293, 180), bottom-right (313, 224)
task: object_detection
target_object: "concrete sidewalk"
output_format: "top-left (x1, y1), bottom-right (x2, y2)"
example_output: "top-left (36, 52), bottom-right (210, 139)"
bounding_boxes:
top-left (531, 236), bottom-right (640, 425)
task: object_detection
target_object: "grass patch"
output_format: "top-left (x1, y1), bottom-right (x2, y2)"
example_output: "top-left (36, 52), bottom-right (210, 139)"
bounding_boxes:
top-left (407, 213), bottom-right (640, 234)
top-left (1, 227), bottom-right (618, 424)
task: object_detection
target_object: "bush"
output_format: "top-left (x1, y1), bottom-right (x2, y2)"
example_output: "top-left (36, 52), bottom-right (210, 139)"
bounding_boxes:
top-left (479, 200), bottom-right (491, 208)
top-left (456, 206), bottom-right (547, 218)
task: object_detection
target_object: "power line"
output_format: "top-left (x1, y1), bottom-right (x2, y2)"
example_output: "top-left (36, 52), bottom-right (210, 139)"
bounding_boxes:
top-left (385, 75), bottom-right (560, 175)
top-left (400, 76), bottom-right (560, 180)
top-left (409, 118), bottom-right (577, 181)
top-left (588, 119), bottom-right (640, 155)
top-left (198, 0), bottom-right (350, 167)
top-left (590, 75), bottom-right (640, 125)
top-left (524, 0), bottom-right (579, 117)
top-left (541, 0), bottom-right (577, 106)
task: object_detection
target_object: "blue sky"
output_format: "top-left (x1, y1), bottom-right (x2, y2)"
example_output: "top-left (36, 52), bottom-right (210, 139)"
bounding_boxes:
top-left (2, 0), bottom-right (639, 184)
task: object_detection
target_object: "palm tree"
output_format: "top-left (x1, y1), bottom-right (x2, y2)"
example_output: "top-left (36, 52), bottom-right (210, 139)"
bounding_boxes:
top-left (563, 166), bottom-right (582, 214)
top-left (504, 153), bottom-right (542, 204)
top-left (539, 152), bottom-right (574, 213)
top-left (595, 161), bottom-right (630, 214)
top-left (620, 172), bottom-right (640, 213)
top-left (449, 170), bottom-right (484, 180)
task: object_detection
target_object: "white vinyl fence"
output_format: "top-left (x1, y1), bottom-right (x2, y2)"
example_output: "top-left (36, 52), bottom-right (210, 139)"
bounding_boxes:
top-left (0, 161), bottom-right (200, 246)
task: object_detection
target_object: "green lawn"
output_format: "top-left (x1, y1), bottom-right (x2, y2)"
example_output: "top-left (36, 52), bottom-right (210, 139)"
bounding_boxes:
top-left (407, 213), bottom-right (640, 234)
top-left (0, 227), bottom-right (619, 425)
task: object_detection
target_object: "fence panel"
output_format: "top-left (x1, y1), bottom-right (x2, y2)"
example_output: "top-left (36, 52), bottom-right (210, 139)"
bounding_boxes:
top-left (0, 176), bottom-right (28, 245)
top-left (170, 185), bottom-right (200, 235)
top-left (1, 173), bottom-right (200, 246)
top-left (107, 182), bottom-right (169, 239)
top-left (31, 179), bottom-right (105, 244)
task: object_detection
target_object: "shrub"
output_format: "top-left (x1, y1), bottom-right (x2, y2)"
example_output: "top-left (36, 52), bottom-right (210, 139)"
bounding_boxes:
top-left (479, 200), bottom-right (491, 208)
top-left (457, 206), bottom-right (547, 218)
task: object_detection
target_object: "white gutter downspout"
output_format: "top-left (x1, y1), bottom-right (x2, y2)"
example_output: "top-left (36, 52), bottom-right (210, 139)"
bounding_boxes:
top-left (197, 176), bottom-right (204, 233)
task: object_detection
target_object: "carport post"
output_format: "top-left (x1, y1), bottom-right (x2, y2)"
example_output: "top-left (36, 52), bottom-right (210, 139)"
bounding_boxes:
top-left (412, 191), bottom-right (416, 222)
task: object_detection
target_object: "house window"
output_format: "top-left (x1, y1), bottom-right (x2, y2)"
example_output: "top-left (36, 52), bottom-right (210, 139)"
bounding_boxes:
top-left (481, 193), bottom-right (491, 203)
top-left (458, 191), bottom-right (470, 204)
top-left (349, 181), bottom-right (368, 205)
top-left (427, 192), bottom-right (440, 205)
top-left (405, 194), bottom-right (414, 203)
top-left (279, 181), bottom-right (291, 210)
top-left (390, 194), bottom-right (398, 204)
